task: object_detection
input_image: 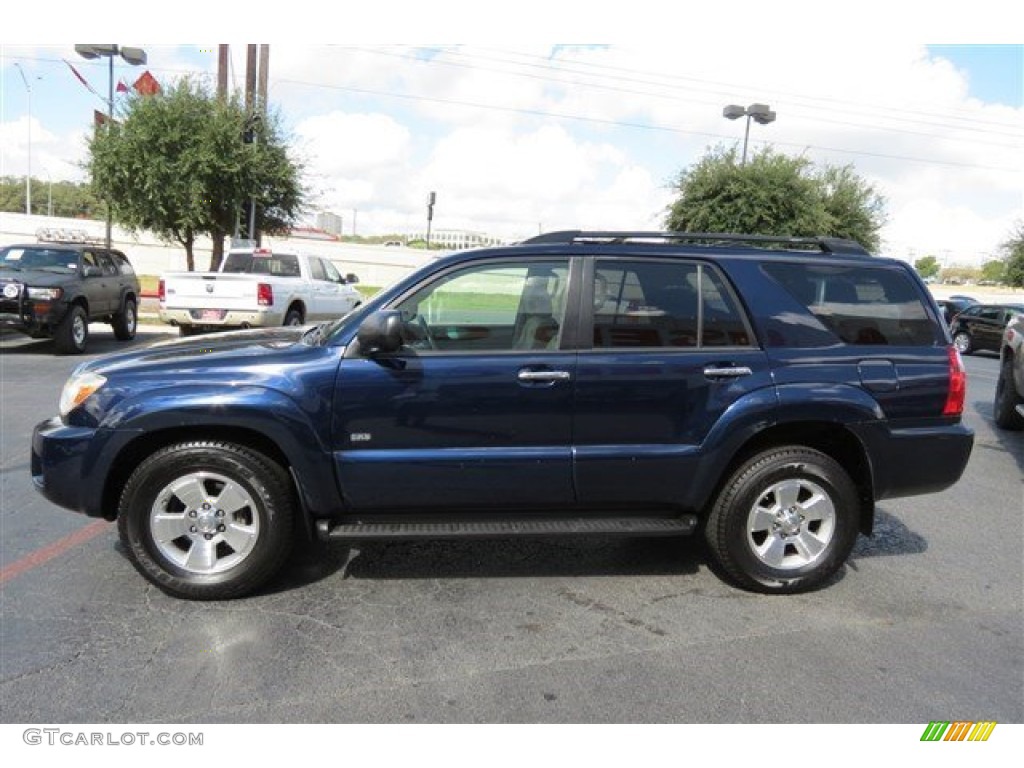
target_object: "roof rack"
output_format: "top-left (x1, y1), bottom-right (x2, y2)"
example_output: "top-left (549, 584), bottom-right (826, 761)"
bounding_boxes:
top-left (35, 227), bottom-right (104, 246)
top-left (520, 230), bottom-right (871, 256)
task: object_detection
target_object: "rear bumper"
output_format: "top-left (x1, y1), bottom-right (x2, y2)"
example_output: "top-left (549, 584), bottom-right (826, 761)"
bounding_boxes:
top-left (851, 420), bottom-right (974, 500)
top-left (159, 306), bottom-right (285, 328)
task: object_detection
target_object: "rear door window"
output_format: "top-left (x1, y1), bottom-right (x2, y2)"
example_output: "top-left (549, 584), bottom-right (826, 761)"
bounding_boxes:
top-left (592, 259), bottom-right (753, 349)
top-left (763, 263), bottom-right (935, 346)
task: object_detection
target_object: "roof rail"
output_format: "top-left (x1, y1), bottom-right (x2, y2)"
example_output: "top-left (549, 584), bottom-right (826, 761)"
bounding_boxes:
top-left (520, 230), bottom-right (871, 256)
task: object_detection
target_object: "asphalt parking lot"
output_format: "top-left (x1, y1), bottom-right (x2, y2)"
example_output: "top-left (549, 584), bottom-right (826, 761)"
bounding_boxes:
top-left (1, 325), bottom-right (1021, 723)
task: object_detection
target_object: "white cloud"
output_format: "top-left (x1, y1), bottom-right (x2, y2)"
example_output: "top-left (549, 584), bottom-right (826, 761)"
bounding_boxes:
top-left (3, 40), bottom-right (1021, 258)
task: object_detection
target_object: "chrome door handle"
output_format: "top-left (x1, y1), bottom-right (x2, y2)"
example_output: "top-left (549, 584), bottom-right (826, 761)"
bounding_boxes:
top-left (703, 366), bottom-right (753, 378)
top-left (517, 370), bottom-right (572, 383)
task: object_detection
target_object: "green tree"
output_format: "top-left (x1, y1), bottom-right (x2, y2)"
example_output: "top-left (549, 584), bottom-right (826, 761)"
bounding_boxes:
top-left (1002, 221), bottom-right (1024, 288)
top-left (0, 176), bottom-right (107, 218)
top-left (914, 255), bottom-right (941, 279)
top-left (87, 78), bottom-right (304, 271)
top-left (665, 146), bottom-right (886, 251)
top-left (980, 258), bottom-right (1006, 284)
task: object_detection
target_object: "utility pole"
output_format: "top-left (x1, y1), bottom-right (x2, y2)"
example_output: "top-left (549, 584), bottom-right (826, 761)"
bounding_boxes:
top-left (239, 44), bottom-right (269, 245)
top-left (217, 44), bottom-right (229, 99)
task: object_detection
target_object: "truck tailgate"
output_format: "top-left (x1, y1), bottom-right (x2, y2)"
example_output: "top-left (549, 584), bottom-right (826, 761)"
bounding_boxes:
top-left (163, 273), bottom-right (283, 310)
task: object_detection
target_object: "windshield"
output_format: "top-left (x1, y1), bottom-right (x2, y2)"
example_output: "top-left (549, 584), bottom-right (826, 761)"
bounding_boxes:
top-left (0, 247), bottom-right (79, 272)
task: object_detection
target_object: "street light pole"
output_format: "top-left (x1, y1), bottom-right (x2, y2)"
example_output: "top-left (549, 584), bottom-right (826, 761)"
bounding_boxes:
top-left (722, 103), bottom-right (776, 165)
top-left (74, 44), bottom-right (147, 249)
top-left (426, 191), bottom-right (436, 249)
top-left (14, 63), bottom-right (32, 215)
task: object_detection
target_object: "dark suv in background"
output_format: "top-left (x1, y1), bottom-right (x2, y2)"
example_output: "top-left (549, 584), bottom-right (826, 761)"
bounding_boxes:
top-left (32, 231), bottom-right (974, 599)
top-left (950, 303), bottom-right (1024, 355)
top-left (0, 242), bottom-right (140, 354)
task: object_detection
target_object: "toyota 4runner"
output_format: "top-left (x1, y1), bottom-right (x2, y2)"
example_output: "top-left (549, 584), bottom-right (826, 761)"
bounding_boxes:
top-left (1, 242), bottom-right (141, 354)
top-left (32, 232), bottom-right (974, 599)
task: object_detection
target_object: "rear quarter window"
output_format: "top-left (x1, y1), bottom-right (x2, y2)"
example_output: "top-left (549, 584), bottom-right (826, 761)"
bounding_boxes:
top-left (762, 263), bottom-right (937, 346)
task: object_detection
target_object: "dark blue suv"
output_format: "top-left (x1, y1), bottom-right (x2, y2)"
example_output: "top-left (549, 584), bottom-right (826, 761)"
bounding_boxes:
top-left (31, 232), bottom-right (974, 599)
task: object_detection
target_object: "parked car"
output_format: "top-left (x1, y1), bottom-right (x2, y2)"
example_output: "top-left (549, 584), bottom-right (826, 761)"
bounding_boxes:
top-left (0, 242), bottom-right (140, 354)
top-left (995, 313), bottom-right (1024, 430)
top-left (935, 296), bottom-right (978, 325)
top-left (950, 303), bottom-right (1024, 355)
top-left (159, 247), bottom-right (362, 336)
top-left (32, 231), bottom-right (974, 599)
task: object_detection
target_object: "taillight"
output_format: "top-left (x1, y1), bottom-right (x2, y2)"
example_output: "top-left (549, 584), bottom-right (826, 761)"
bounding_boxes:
top-left (257, 283), bottom-right (273, 306)
top-left (158, 278), bottom-right (165, 303)
top-left (943, 345), bottom-right (966, 416)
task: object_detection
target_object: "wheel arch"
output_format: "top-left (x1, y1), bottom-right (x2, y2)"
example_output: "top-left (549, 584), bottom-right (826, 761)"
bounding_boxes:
top-left (100, 425), bottom-right (316, 541)
top-left (706, 420), bottom-right (876, 536)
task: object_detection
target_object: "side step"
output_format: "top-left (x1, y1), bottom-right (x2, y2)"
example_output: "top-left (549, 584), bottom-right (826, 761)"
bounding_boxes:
top-left (316, 515), bottom-right (698, 541)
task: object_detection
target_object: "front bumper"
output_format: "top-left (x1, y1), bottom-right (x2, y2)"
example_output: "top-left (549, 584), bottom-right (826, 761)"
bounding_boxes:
top-left (31, 417), bottom-right (140, 519)
top-left (1, 301), bottom-right (68, 336)
top-left (159, 306), bottom-right (285, 329)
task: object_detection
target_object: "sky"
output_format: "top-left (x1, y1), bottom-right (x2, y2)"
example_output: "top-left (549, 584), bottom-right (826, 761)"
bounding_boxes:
top-left (1, 3), bottom-right (1022, 267)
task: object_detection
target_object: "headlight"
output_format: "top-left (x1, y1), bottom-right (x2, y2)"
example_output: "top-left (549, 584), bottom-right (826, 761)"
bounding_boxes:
top-left (27, 287), bottom-right (64, 300)
top-left (59, 371), bottom-right (107, 418)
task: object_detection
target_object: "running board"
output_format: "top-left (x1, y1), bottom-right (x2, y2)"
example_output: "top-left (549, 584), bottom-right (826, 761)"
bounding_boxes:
top-left (316, 516), bottom-right (698, 541)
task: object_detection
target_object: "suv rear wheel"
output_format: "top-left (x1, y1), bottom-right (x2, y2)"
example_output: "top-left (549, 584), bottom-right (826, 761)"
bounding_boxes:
top-left (112, 298), bottom-right (137, 340)
top-left (705, 446), bottom-right (860, 593)
top-left (117, 441), bottom-right (294, 600)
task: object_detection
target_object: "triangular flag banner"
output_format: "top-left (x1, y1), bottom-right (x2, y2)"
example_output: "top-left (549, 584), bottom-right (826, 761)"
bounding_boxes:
top-left (133, 70), bottom-right (160, 96)
top-left (117, 79), bottom-right (130, 93)
top-left (64, 59), bottom-right (102, 98)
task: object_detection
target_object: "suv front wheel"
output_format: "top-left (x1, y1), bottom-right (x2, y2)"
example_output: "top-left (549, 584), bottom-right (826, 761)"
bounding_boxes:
top-left (117, 441), bottom-right (294, 600)
top-left (54, 304), bottom-right (88, 355)
top-left (994, 357), bottom-right (1024, 430)
top-left (705, 446), bottom-right (860, 593)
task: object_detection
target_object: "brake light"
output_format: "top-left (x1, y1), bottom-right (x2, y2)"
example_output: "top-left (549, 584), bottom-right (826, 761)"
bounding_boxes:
top-left (158, 278), bottom-right (165, 303)
top-left (257, 282), bottom-right (273, 306)
top-left (943, 345), bottom-right (966, 416)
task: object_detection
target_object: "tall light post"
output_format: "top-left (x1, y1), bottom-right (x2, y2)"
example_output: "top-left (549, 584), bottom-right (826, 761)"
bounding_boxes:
top-left (426, 191), bottom-right (436, 249)
top-left (13, 63), bottom-right (32, 215)
top-left (723, 103), bottom-right (776, 165)
top-left (74, 44), bottom-right (147, 249)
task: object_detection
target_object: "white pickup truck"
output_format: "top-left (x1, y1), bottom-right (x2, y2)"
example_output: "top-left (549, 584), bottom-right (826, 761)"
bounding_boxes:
top-left (159, 247), bottom-right (362, 335)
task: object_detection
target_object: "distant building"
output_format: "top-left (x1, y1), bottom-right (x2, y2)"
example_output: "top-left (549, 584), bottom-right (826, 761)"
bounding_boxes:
top-left (407, 228), bottom-right (505, 250)
top-left (316, 211), bottom-right (344, 237)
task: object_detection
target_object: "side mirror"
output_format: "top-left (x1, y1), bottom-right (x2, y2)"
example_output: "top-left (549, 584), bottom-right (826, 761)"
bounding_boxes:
top-left (83, 265), bottom-right (102, 277)
top-left (357, 310), bottom-right (404, 355)
top-left (345, 273), bottom-right (359, 284)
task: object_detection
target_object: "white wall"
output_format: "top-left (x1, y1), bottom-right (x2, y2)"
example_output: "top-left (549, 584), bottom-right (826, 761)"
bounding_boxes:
top-left (0, 212), bottom-right (439, 288)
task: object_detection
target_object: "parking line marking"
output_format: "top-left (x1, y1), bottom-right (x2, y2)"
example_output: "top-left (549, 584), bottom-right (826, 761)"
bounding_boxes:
top-left (0, 520), bottom-right (110, 586)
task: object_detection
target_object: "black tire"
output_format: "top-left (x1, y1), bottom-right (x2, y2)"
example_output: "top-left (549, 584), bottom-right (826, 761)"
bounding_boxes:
top-left (54, 304), bottom-right (88, 355)
top-left (953, 330), bottom-right (973, 355)
top-left (705, 446), bottom-right (860, 594)
top-left (284, 307), bottom-right (304, 326)
top-left (117, 441), bottom-right (294, 600)
top-left (994, 357), bottom-right (1024, 430)
top-left (112, 297), bottom-right (137, 341)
